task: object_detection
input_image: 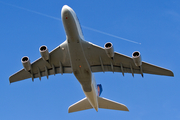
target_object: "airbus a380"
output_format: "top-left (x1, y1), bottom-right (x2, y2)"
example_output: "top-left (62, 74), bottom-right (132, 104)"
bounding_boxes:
top-left (9, 5), bottom-right (174, 113)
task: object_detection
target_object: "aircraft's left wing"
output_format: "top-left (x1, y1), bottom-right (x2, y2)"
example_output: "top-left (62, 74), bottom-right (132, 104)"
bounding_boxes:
top-left (82, 41), bottom-right (174, 77)
top-left (9, 41), bottom-right (72, 83)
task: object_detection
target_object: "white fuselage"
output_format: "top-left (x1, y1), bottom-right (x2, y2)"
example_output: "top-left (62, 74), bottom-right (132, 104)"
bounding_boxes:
top-left (61, 5), bottom-right (98, 111)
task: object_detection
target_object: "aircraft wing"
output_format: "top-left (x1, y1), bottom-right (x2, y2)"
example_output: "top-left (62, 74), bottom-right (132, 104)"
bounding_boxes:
top-left (82, 41), bottom-right (174, 77)
top-left (9, 41), bottom-right (72, 83)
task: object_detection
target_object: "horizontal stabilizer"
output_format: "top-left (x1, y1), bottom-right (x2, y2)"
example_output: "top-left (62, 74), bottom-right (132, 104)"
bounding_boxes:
top-left (98, 97), bottom-right (129, 111)
top-left (68, 97), bottom-right (93, 113)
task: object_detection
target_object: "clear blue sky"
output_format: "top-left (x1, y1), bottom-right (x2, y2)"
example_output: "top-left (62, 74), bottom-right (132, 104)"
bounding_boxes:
top-left (0, 0), bottom-right (179, 120)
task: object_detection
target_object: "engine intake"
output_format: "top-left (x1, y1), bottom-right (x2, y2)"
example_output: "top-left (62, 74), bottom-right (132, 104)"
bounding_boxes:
top-left (104, 42), bottom-right (114, 59)
top-left (39, 45), bottom-right (49, 61)
top-left (21, 56), bottom-right (31, 71)
top-left (132, 51), bottom-right (142, 66)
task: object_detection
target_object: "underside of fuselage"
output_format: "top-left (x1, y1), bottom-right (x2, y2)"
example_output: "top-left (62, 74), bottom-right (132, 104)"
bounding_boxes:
top-left (61, 5), bottom-right (92, 93)
top-left (61, 5), bottom-right (99, 111)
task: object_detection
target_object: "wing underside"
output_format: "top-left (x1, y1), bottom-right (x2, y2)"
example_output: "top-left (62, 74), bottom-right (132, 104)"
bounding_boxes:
top-left (9, 40), bottom-right (173, 83)
top-left (9, 41), bottom-right (72, 83)
top-left (90, 61), bottom-right (174, 76)
top-left (81, 41), bottom-right (173, 77)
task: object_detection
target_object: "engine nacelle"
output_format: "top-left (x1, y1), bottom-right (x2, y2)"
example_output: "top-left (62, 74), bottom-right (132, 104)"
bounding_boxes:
top-left (21, 56), bottom-right (31, 71)
top-left (132, 51), bottom-right (142, 66)
top-left (39, 45), bottom-right (49, 61)
top-left (104, 42), bottom-right (114, 59)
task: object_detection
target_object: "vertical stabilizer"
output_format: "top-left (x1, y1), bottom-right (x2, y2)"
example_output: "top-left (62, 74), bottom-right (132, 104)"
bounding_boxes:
top-left (97, 84), bottom-right (103, 96)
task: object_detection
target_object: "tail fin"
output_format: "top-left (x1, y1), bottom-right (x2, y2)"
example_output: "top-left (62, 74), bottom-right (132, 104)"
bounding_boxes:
top-left (97, 84), bottom-right (103, 96)
top-left (68, 97), bottom-right (93, 113)
top-left (98, 96), bottom-right (129, 111)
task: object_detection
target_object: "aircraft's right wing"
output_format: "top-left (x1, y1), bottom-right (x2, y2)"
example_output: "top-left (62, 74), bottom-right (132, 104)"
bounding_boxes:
top-left (9, 41), bottom-right (72, 83)
top-left (82, 41), bottom-right (174, 77)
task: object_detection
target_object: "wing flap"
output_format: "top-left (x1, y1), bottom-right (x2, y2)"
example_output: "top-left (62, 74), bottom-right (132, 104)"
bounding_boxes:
top-left (91, 64), bottom-right (173, 77)
top-left (91, 65), bottom-right (140, 73)
top-left (9, 66), bottom-right (72, 83)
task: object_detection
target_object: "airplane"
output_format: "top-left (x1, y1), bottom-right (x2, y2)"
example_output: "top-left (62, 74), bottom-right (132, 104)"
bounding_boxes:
top-left (9, 5), bottom-right (174, 113)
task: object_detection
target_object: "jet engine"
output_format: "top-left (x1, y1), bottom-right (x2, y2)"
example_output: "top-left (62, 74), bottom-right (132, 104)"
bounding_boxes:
top-left (21, 56), bottom-right (31, 71)
top-left (39, 45), bottom-right (49, 61)
top-left (132, 51), bottom-right (142, 66)
top-left (104, 42), bottom-right (114, 59)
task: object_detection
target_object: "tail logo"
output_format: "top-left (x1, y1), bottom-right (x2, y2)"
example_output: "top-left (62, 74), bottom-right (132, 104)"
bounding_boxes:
top-left (97, 84), bottom-right (103, 96)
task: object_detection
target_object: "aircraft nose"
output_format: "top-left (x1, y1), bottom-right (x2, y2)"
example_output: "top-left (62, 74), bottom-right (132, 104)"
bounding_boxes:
top-left (62, 5), bottom-right (70, 11)
top-left (62, 5), bottom-right (70, 9)
top-left (61, 5), bottom-right (71, 18)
